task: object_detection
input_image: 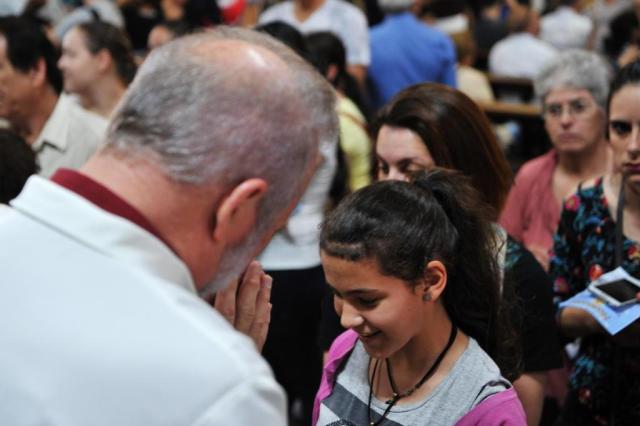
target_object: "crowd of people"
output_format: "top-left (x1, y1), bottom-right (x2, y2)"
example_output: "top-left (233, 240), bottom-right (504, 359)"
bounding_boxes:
top-left (1, 0), bottom-right (640, 426)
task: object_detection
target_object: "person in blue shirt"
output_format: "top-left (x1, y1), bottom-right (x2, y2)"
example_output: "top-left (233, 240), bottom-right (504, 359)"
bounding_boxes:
top-left (368, 0), bottom-right (456, 109)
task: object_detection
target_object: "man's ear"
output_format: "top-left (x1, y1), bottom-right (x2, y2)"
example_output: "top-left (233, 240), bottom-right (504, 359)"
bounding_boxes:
top-left (213, 178), bottom-right (268, 245)
top-left (30, 57), bottom-right (48, 89)
top-left (420, 260), bottom-right (447, 302)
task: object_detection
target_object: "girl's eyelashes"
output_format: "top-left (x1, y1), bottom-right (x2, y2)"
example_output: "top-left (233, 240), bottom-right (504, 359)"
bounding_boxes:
top-left (377, 160), bottom-right (389, 175)
top-left (331, 287), bottom-right (343, 299)
top-left (610, 120), bottom-right (632, 136)
top-left (356, 297), bottom-right (380, 308)
top-left (331, 287), bottom-right (380, 308)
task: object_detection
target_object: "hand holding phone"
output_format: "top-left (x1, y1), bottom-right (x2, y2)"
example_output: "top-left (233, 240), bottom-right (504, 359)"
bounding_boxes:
top-left (589, 278), bottom-right (640, 307)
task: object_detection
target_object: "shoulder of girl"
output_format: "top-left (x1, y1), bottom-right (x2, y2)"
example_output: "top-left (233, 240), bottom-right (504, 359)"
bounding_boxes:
top-left (327, 330), bottom-right (359, 361)
top-left (453, 388), bottom-right (526, 426)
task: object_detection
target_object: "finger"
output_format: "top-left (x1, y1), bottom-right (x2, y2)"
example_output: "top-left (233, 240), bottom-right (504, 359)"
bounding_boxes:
top-left (252, 303), bottom-right (272, 352)
top-left (254, 275), bottom-right (273, 326)
top-left (249, 275), bottom-right (272, 351)
top-left (213, 278), bottom-right (239, 325)
top-left (235, 261), bottom-right (263, 333)
top-left (260, 273), bottom-right (273, 303)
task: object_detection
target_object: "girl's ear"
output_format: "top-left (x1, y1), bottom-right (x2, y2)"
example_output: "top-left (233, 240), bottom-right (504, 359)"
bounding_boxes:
top-left (95, 49), bottom-right (113, 74)
top-left (420, 260), bottom-right (447, 302)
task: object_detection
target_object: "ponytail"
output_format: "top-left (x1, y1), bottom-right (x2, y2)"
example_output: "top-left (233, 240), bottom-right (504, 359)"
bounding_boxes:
top-left (320, 168), bottom-right (520, 380)
top-left (411, 170), bottom-right (520, 380)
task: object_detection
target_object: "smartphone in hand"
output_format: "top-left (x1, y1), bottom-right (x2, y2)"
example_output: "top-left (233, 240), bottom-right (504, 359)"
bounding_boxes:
top-left (589, 279), bottom-right (640, 307)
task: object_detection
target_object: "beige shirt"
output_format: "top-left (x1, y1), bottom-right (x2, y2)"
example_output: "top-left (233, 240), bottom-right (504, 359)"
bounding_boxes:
top-left (33, 94), bottom-right (107, 178)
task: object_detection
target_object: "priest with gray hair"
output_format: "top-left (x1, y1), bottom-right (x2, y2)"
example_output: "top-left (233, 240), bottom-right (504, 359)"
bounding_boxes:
top-left (0, 26), bottom-right (338, 425)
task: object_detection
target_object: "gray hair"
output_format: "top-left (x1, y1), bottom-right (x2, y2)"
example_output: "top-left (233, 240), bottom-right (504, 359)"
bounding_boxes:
top-left (534, 49), bottom-right (612, 109)
top-left (105, 26), bottom-right (337, 257)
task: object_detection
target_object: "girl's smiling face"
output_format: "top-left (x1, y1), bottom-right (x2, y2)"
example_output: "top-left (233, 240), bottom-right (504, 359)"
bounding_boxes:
top-left (321, 251), bottom-right (431, 359)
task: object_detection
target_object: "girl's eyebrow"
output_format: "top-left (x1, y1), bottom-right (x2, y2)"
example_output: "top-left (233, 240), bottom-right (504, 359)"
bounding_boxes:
top-left (330, 286), bottom-right (382, 297)
top-left (376, 153), bottom-right (419, 162)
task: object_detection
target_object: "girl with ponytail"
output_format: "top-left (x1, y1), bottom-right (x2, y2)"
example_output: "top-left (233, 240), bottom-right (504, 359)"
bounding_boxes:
top-left (313, 169), bottom-right (525, 426)
top-left (319, 82), bottom-right (562, 426)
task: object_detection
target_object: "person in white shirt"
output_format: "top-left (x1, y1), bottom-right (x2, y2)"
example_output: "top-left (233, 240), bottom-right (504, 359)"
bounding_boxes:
top-left (540, 0), bottom-right (594, 50)
top-left (0, 27), bottom-right (338, 426)
top-left (586, 0), bottom-right (631, 52)
top-left (489, 7), bottom-right (559, 79)
top-left (0, 17), bottom-right (104, 177)
top-left (0, 0), bottom-right (26, 16)
top-left (258, 0), bottom-right (370, 84)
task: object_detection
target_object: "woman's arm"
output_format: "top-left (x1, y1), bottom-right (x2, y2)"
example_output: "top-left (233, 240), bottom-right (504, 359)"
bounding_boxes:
top-left (557, 306), bottom-right (603, 338)
top-left (513, 372), bottom-right (546, 426)
top-left (549, 195), bottom-right (599, 338)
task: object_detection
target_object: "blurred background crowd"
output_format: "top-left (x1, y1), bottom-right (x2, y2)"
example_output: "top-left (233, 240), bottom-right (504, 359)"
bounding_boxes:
top-left (2, 1), bottom-right (640, 426)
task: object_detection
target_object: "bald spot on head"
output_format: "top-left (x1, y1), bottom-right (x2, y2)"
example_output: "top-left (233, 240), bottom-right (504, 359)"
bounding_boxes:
top-left (181, 38), bottom-right (294, 96)
top-left (107, 27), bottom-right (335, 187)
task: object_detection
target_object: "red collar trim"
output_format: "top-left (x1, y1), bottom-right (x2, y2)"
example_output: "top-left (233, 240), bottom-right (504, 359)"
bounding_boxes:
top-left (51, 169), bottom-right (170, 247)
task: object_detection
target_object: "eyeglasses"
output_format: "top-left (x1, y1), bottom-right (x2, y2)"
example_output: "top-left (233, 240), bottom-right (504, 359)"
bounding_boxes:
top-left (543, 99), bottom-right (594, 119)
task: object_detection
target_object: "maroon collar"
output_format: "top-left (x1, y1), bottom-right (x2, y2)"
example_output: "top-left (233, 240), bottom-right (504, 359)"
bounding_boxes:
top-left (51, 168), bottom-right (171, 248)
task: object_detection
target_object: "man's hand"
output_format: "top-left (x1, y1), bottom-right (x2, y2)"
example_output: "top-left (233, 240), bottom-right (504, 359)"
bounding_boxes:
top-left (214, 261), bottom-right (273, 351)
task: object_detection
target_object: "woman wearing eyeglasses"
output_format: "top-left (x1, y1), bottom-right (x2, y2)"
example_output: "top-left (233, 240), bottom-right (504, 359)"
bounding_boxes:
top-left (500, 50), bottom-right (613, 271)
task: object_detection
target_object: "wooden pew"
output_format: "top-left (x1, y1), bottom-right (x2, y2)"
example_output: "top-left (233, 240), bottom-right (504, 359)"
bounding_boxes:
top-left (487, 74), bottom-right (535, 103)
top-left (477, 100), bottom-right (551, 170)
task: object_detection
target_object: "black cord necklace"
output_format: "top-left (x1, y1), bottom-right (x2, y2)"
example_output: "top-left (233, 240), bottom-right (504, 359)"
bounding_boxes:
top-left (366, 325), bottom-right (458, 426)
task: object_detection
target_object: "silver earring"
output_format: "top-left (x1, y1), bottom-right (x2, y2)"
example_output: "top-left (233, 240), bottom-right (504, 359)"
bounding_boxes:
top-left (423, 293), bottom-right (431, 302)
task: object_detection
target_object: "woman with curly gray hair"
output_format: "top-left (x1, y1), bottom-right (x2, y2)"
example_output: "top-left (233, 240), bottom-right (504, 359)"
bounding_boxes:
top-left (500, 49), bottom-right (613, 271)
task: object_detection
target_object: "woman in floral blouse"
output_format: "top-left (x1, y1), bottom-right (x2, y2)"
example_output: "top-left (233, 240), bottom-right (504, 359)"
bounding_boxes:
top-left (550, 60), bottom-right (640, 425)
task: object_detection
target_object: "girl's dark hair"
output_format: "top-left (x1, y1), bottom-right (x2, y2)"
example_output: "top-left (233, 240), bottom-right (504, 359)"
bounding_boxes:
top-left (0, 129), bottom-right (38, 203)
top-left (605, 60), bottom-right (640, 140)
top-left (255, 21), bottom-right (310, 61)
top-left (320, 169), bottom-right (520, 380)
top-left (607, 59), bottom-right (640, 117)
top-left (373, 83), bottom-right (512, 220)
top-left (77, 21), bottom-right (137, 85)
top-left (305, 31), bottom-right (370, 120)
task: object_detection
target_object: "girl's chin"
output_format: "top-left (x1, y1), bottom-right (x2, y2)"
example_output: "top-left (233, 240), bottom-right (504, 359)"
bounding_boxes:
top-left (360, 333), bottom-right (386, 355)
top-left (361, 335), bottom-right (403, 360)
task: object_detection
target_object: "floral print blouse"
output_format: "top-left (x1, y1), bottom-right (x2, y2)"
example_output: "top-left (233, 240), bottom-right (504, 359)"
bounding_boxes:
top-left (550, 177), bottom-right (640, 425)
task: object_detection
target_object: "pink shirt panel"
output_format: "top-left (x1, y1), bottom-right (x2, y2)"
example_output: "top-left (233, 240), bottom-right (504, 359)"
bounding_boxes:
top-left (500, 149), bottom-right (561, 254)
